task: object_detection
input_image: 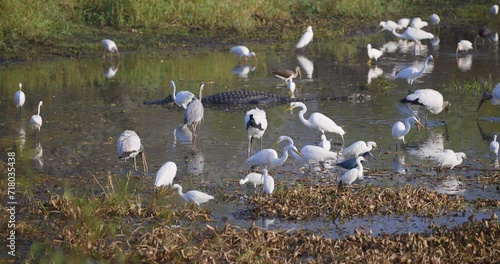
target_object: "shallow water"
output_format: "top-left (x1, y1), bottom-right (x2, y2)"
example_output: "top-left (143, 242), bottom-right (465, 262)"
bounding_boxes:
top-left (1, 31), bottom-right (499, 240)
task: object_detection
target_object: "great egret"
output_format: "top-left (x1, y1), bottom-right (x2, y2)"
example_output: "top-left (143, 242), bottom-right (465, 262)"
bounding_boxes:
top-left (395, 55), bottom-right (433, 86)
top-left (435, 149), bottom-right (466, 170)
top-left (379, 20), bottom-right (401, 32)
top-left (230, 46), bottom-right (257, 63)
top-left (285, 102), bottom-right (345, 143)
top-left (246, 138), bottom-right (302, 169)
top-left (491, 4), bottom-right (499, 15)
top-left (30, 101), bottom-right (43, 133)
top-left (477, 83), bottom-right (500, 111)
top-left (240, 172), bottom-right (264, 188)
top-left (14, 83), bottom-right (25, 116)
top-left (101, 39), bottom-right (120, 60)
top-left (172, 184), bottom-right (214, 206)
top-left (245, 108), bottom-right (268, 156)
top-left (456, 40), bottom-right (473, 57)
top-left (154, 161), bottom-right (177, 187)
top-left (339, 156), bottom-right (366, 185)
top-left (398, 18), bottom-right (411, 29)
top-left (273, 66), bottom-right (302, 81)
top-left (169, 80), bottom-right (195, 109)
top-left (262, 169), bottom-right (275, 196)
top-left (490, 135), bottom-right (499, 157)
top-left (410, 17), bottom-right (428, 29)
top-left (117, 130), bottom-right (148, 174)
top-left (400, 89), bottom-right (450, 126)
top-left (184, 82), bottom-right (204, 137)
top-left (392, 117), bottom-right (423, 149)
top-left (319, 135), bottom-right (332, 151)
top-left (475, 26), bottom-right (494, 47)
top-left (276, 135), bottom-right (337, 168)
top-left (336, 151), bottom-right (374, 170)
top-left (367, 44), bottom-right (383, 66)
top-left (275, 136), bottom-right (305, 162)
top-left (296, 26), bottom-right (313, 49)
top-left (391, 27), bottom-right (434, 51)
top-left (342, 141), bottom-right (377, 158)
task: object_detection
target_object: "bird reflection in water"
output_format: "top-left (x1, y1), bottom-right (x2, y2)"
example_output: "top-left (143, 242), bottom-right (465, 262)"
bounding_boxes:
top-left (231, 64), bottom-right (255, 79)
top-left (33, 141), bottom-right (43, 170)
top-left (185, 149), bottom-right (204, 176)
top-left (102, 61), bottom-right (120, 78)
top-left (392, 153), bottom-right (409, 174)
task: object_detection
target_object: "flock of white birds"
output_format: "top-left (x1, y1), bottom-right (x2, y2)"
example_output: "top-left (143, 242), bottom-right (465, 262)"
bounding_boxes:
top-left (14, 8), bottom-right (500, 206)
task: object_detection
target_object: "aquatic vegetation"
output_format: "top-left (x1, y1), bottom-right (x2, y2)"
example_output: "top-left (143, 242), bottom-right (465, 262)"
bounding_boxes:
top-left (447, 75), bottom-right (493, 95)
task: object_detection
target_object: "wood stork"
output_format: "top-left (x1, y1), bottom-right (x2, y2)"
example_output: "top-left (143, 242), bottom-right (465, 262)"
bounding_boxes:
top-left (14, 83), bottom-right (25, 116)
top-left (240, 172), bottom-right (264, 188)
top-left (400, 89), bottom-right (450, 126)
top-left (339, 156), bottom-right (366, 185)
top-left (392, 117), bottom-right (423, 150)
top-left (367, 44), bottom-right (383, 66)
top-left (435, 149), bottom-right (466, 170)
top-left (342, 141), bottom-right (377, 158)
top-left (475, 26), bottom-right (494, 47)
top-left (154, 161), bottom-right (177, 187)
top-left (262, 169), bottom-right (275, 196)
top-left (336, 151), bottom-right (374, 170)
top-left (296, 26), bottom-right (313, 49)
top-left (245, 108), bottom-right (268, 156)
top-left (172, 184), bottom-right (214, 206)
top-left (101, 39), bottom-right (120, 60)
top-left (169, 80), bottom-right (195, 109)
top-left (230, 46), bottom-right (257, 63)
top-left (30, 101), bottom-right (43, 133)
top-left (184, 82), bottom-right (204, 137)
top-left (273, 66), bottom-right (302, 81)
top-left (391, 27), bottom-right (434, 51)
top-left (117, 130), bottom-right (148, 174)
top-left (477, 83), bottom-right (500, 111)
top-left (490, 135), bottom-right (499, 157)
top-left (245, 143), bottom-right (302, 169)
top-left (395, 55), bottom-right (433, 86)
top-left (456, 40), bottom-right (473, 57)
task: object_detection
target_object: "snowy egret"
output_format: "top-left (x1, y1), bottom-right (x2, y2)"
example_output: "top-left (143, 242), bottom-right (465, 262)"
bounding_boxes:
top-left (392, 117), bottom-right (423, 149)
top-left (336, 151), bottom-right (374, 170)
top-left (30, 101), bottom-right (43, 133)
top-left (14, 83), bottom-right (25, 116)
top-left (262, 169), bottom-right (275, 196)
top-left (169, 80), bottom-right (195, 109)
top-left (240, 172), bottom-right (264, 188)
top-left (245, 143), bottom-right (302, 169)
top-left (339, 156), bottom-right (366, 185)
top-left (456, 40), bottom-right (473, 56)
top-left (286, 79), bottom-right (296, 96)
top-left (491, 4), bottom-right (499, 15)
top-left (477, 83), bottom-right (500, 111)
top-left (184, 82), bottom-right (204, 137)
top-left (117, 130), bottom-right (148, 174)
top-left (101, 39), bottom-right (120, 60)
top-left (435, 149), bottom-right (466, 170)
top-left (367, 44), bottom-right (383, 66)
top-left (154, 161), bottom-right (177, 187)
top-left (398, 18), bottom-right (411, 29)
top-left (410, 17), bottom-right (428, 29)
top-left (475, 26), bottom-right (494, 47)
top-left (296, 26), bottom-right (313, 49)
top-left (319, 134), bottom-right (332, 151)
top-left (342, 141), bottom-right (377, 158)
top-left (490, 135), bottom-right (499, 157)
top-left (379, 20), bottom-right (401, 32)
top-left (230, 46), bottom-right (257, 63)
top-left (285, 102), bottom-right (345, 143)
top-left (395, 55), bottom-right (433, 86)
top-left (172, 184), bottom-right (214, 206)
top-left (245, 108), bottom-right (268, 156)
top-left (273, 66), bottom-right (302, 81)
top-left (391, 27), bottom-right (434, 51)
top-left (400, 89), bottom-right (450, 126)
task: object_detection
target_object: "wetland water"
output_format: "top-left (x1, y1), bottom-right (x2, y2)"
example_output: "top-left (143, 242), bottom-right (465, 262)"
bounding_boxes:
top-left (1, 31), bottom-right (499, 241)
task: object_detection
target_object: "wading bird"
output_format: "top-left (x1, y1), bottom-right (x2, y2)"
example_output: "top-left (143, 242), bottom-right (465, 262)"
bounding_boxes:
top-left (367, 44), bottom-right (383, 66)
top-left (184, 82), bottom-right (204, 137)
top-left (398, 18), bottom-right (411, 29)
top-left (400, 89), bottom-right (450, 126)
top-left (392, 117), bottom-right (423, 150)
top-left (395, 55), bottom-right (433, 86)
top-left (245, 108), bottom-right (268, 156)
top-left (490, 135), bottom-right (499, 157)
top-left (172, 184), bottom-right (214, 206)
top-left (285, 102), bottom-right (345, 143)
top-left (154, 161), bottom-right (177, 187)
top-left (230, 46), bottom-right (257, 63)
top-left (319, 134), bottom-right (332, 151)
top-left (435, 149), bottom-right (466, 170)
top-left (475, 26), bottom-right (494, 47)
top-left (273, 66), bottom-right (302, 81)
top-left (245, 141), bottom-right (302, 169)
top-left (343, 141), bottom-right (377, 158)
top-left (117, 130), bottom-right (148, 174)
top-left (491, 4), bottom-right (499, 15)
top-left (379, 20), bottom-right (401, 32)
top-left (101, 39), bottom-right (120, 60)
top-left (296, 26), bottom-right (313, 49)
top-left (169, 80), bottom-right (195, 109)
top-left (240, 172), bottom-right (264, 188)
top-left (477, 83), bottom-right (500, 111)
top-left (391, 27), bottom-right (434, 51)
top-left (410, 17), bottom-right (428, 29)
top-left (456, 40), bottom-right (473, 57)
top-left (275, 135), bottom-right (338, 169)
top-left (14, 83), bottom-right (25, 116)
top-left (429, 14), bottom-right (440, 30)
top-left (336, 151), bottom-right (374, 170)
top-left (286, 79), bottom-right (296, 96)
top-left (340, 156), bottom-right (366, 185)
top-left (262, 169), bottom-right (274, 196)
top-left (30, 101), bottom-right (43, 133)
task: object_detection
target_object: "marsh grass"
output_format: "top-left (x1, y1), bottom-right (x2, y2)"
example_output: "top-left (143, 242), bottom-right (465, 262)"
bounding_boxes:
top-left (447, 75), bottom-right (494, 95)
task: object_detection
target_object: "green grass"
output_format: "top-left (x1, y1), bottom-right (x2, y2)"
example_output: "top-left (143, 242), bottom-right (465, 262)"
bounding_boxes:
top-left (447, 75), bottom-right (494, 95)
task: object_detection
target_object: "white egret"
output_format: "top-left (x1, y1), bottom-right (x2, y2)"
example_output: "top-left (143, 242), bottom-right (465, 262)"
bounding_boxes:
top-left (392, 117), bottom-right (423, 149)
top-left (230, 46), bottom-right (257, 63)
top-left (342, 141), bottom-right (377, 158)
top-left (491, 135), bottom-right (499, 157)
top-left (240, 172), bottom-right (264, 188)
top-left (339, 156), bottom-right (366, 185)
top-left (398, 18), bottom-right (411, 29)
top-left (319, 135), bottom-right (331, 151)
top-left (172, 184), bottom-right (214, 206)
top-left (154, 161), bottom-right (177, 187)
top-left (117, 130), bottom-right (148, 174)
top-left (400, 89), bottom-right (450, 126)
top-left (491, 4), bottom-right (499, 15)
top-left (379, 20), bottom-right (401, 32)
top-left (286, 79), bottom-right (296, 96)
top-left (429, 14), bottom-right (440, 27)
top-left (435, 149), bottom-right (466, 170)
top-left (391, 27), bottom-right (434, 51)
top-left (456, 40), bottom-right (473, 56)
top-left (367, 44), bottom-right (383, 66)
top-left (395, 55), bottom-right (433, 86)
top-left (184, 82), bottom-right (204, 137)
top-left (477, 83), bottom-right (500, 111)
top-left (296, 26), bottom-right (313, 49)
top-left (101, 39), bottom-right (120, 60)
top-left (245, 143), bottom-right (302, 169)
top-left (285, 102), bottom-right (345, 143)
top-left (336, 151), bottom-right (374, 170)
top-left (262, 169), bottom-right (275, 196)
top-left (245, 108), bottom-right (268, 156)
top-left (30, 101), bottom-right (43, 132)
top-left (410, 17), bottom-right (428, 29)
top-left (276, 135), bottom-right (337, 168)
top-left (273, 66), bottom-right (302, 81)
top-left (275, 136), bottom-right (305, 162)
top-left (13, 83), bottom-right (25, 116)
top-left (169, 80), bottom-right (195, 109)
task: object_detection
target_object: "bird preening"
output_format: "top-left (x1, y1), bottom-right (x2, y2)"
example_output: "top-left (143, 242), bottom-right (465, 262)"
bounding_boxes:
top-left (117, 130), bottom-right (148, 174)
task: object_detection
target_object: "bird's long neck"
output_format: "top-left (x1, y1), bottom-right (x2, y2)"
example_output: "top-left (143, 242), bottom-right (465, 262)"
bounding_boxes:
top-left (176, 186), bottom-right (184, 197)
top-left (19, 84), bottom-right (22, 91)
top-left (37, 102), bottom-right (42, 115)
top-left (199, 84), bottom-right (203, 100)
top-left (391, 28), bottom-right (403, 39)
top-left (278, 147), bottom-right (293, 166)
top-left (171, 83), bottom-right (177, 100)
top-left (356, 159), bottom-right (364, 176)
top-left (494, 135), bottom-right (498, 142)
top-left (417, 57), bottom-right (431, 77)
top-left (404, 118), bottom-right (413, 134)
top-left (298, 107), bottom-right (309, 127)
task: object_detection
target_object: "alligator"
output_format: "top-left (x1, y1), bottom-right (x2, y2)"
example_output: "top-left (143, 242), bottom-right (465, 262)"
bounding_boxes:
top-left (143, 89), bottom-right (371, 111)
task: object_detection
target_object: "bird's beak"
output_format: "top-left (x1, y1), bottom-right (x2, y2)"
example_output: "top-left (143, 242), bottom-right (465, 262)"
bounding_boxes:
top-left (415, 118), bottom-right (424, 128)
top-left (284, 105), bottom-right (294, 112)
top-left (298, 68), bottom-right (302, 80)
top-left (141, 152), bottom-right (148, 175)
top-left (455, 46), bottom-right (459, 57)
top-left (367, 60), bottom-right (372, 67)
top-left (271, 140), bottom-right (280, 147)
top-left (477, 92), bottom-right (492, 111)
top-left (294, 149), bottom-right (304, 158)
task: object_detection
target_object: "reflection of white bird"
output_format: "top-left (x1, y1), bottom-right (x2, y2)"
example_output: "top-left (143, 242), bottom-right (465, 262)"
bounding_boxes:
top-left (14, 83), bottom-right (25, 116)
top-left (231, 64), bottom-right (255, 78)
top-left (30, 101), bottom-right (43, 132)
top-left (491, 135), bottom-right (499, 157)
top-left (340, 156), bottom-right (366, 185)
top-left (457, 54), bottom-right (473, 72)
top-left (391, 27), bottom-right (434, 51)
top-left (102, 63), bottom-right (120, 78)
top-left (245, 143), bottom-right (302, 169)
top-left (185, 150), bottom-right (204, 176)
top-left (230, 46), bottom-right (257, 63)
top-left (296, 26), bottom-right (313, 49)
top-left (436, 149), bottom-right (466, 170)
top-left (117, 130), bottom-right (148, 174)
top-left (395, 55), bottom-right (433, 85)
top-left (367, 44), bottom-right (383, 65)
top-left (184, 82), bottom-right (204, 137)
top-left (245, 108), bottom-right (268, 156)
top-left (398, 18), bottom-right (411, 29)
top-left (392, 154), bottom-right (409, 174)
top-left (410, 17), bottom-right (428, 29)
top-left (407, 132), bottom-right (445, 160)
top-left (240, 172), bottom-right (264, 188)
top-left (285, 102), bottom-right (345, 143)
top-left (286, 79), bottom-right (296, 97)
top-left (33, 141), bottom-right (43, 170)
top-left (154, 161), bottom-right (177, 187)
top-left (273, 66), bottom-right (302, 81)
top-left (170, 80), bottom-right (195, 109)
top-left (435, 176), bottom-right (465, 194)
top-left (319, 135), bottom-right (331, 151)
top-left (392, 117), bottom-right (423, 147)
top-left (477, 83), bottom-right (500, 111)
top-left (343, 141), bottom-right (377, 158)
top-left (379, 20), bottom-right (401, 32)
top-left (400, 89), bottom-right (450, 126)
top-left (296, 55), bottom-right (314, 78)
top-left (174, 125), bottom-right (193, 144)
top-left (456, 40), bottom-right (473, 56)
top-left (367, 66), bottom-right (384, 84)
top-left (491, 4), bottom-right (499, 15)
top-left (262, 169), bottom-right (275, 196)
top-left (172, 184), bottom-right (214, 206)
top-left (101, 39), bottom-right (120, 60)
